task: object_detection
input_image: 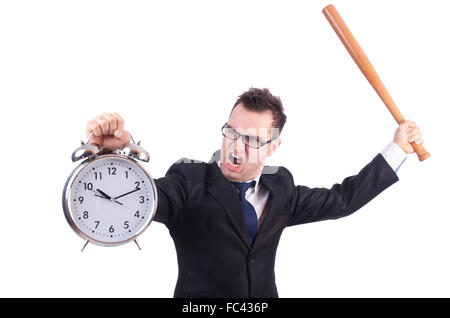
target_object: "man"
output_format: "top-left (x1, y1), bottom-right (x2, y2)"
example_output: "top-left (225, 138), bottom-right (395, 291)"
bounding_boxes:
top-left (85, 88), bottom-right (424, 297)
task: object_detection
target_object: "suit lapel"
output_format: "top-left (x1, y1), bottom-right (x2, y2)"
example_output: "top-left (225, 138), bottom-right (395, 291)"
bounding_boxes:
top-left (206, 162), bottom-right (251, 250)
top-left (206, 150), bottom-right (285, 249)
top-left (252, 168), bottom-right (284, 246)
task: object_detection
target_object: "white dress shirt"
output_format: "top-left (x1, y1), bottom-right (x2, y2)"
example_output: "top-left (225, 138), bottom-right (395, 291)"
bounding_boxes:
top-left (222, 142), bottom-right (407, 227)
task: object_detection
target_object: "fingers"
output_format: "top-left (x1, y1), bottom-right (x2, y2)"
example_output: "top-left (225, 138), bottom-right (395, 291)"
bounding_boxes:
top-left (399, 120), bottom-right (416, 131)
top-left (409, 134), bottom-right (424, 144)
top-left (102, 135), bottom-right (129, 149)
top-left (86, 113), bottom-right (124, 136)
top-left (96, 116), bottom-right (110, 136)
top-left (101, 112), bottom-right (117, 135)
top-left (111, 112), bottom-right (129, 144)
top-left (86, 119), bottom-right (102, 137)
top-left (395, 119), bottom-right (425, 146)
top-left (85, 112), bottom-right (129, 150)
top-left (85, 116), bottom-right (109, 137)
top-left (407, 128), bottom-right (419, 137)
top-left (405, 120), bottom-right (424, 144)
top-left (407, 120), bottom-right (417, 128)
top-left (112, 112), bottom-right (124, 130)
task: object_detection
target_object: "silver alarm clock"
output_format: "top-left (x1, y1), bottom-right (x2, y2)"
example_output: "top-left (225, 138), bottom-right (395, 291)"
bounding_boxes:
top-left (62, 133), bottom-right (158, 251)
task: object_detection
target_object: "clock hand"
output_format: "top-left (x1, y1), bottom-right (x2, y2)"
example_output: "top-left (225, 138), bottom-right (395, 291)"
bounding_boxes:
top-left (94, 193), bottom-right (110, 200)
top-left (114, 187), bottom-right (141, 200)
top-left (93, 189), bottom-right (124, 206)
top-left (96, 188), bottom-right (112, 199)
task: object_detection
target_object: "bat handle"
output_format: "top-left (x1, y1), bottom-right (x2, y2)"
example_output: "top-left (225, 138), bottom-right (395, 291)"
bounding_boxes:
top-left (411, 142), bottom-right (430, 162)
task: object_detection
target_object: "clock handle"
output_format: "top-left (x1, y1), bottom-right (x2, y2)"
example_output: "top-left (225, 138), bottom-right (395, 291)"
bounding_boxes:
top-left (85, 131), bottom-right (138, 148)
top-left (84, 132), bottom-right (94, 144)
top-left (85, 131), bottom-right (142, 148)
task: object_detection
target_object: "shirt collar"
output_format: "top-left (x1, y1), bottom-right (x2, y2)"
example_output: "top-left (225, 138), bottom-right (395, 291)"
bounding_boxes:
top-left (215, 161), bottom-right (262, 195)
top-left (247, 174), bottom-right (261, 195)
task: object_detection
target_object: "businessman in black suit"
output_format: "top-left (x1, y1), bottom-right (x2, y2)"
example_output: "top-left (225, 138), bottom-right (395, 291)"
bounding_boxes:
top-left (86, 88), bottom-right (424, 297)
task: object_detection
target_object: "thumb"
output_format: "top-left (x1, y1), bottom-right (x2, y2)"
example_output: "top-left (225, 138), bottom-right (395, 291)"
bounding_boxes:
top-left (114, 129), bottom-right (130, 145)
top-left (114, 129), bottom-right (123, 138)
top-left (404, 119), bottom-right (416, 130)
top-left (398, 120), bottom-right (412, 133)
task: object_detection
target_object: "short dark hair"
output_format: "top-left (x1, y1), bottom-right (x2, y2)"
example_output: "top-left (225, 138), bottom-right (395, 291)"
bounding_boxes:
top-left (232, 88), bottom-right (287, 133)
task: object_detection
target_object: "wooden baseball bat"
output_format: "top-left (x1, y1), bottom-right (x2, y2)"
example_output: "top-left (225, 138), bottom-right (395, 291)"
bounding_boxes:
top-left (322, 4), bottom-right (430, 161)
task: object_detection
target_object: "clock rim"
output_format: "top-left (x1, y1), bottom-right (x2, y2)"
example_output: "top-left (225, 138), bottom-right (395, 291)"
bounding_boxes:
top-left (62, 154), bottom-right (158, 247)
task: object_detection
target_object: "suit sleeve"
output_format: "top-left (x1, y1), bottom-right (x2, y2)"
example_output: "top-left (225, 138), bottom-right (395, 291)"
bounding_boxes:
top-left (287, 153), bottom-right (399, 226)
top-left (153, 160), bottom-right (194, 228)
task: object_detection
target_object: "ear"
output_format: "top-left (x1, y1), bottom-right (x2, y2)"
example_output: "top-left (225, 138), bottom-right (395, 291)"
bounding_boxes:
top-left (267, 138), bottom-right (281, 157)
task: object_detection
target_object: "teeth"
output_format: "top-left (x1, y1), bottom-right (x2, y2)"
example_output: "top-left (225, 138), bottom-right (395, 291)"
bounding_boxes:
top-left (231, 154), bottom-right (242, 162)
top-left (228, 153), bottom-right (242, 167)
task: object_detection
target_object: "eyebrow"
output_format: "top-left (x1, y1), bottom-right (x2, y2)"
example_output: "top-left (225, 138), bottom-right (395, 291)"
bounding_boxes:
top-left (226, 124), bottom-right (265, 141)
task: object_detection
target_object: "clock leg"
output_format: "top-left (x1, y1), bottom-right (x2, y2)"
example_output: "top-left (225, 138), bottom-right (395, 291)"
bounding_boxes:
top-left (81, 240), bottom-right (90, 252)
top-left (134, 239), bottom-right (142, 250)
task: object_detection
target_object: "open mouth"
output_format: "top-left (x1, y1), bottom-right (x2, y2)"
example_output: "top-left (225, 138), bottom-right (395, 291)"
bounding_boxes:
top-left (228, 153), bottom-right (243, 167)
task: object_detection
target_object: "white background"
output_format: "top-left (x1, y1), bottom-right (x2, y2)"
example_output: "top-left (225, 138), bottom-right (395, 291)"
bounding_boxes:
top-left (0, 0), bottom-right (448, 297)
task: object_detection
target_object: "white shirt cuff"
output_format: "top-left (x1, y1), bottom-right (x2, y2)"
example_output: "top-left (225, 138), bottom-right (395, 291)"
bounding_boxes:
top-left (381, 142), bottom-right (407, 173)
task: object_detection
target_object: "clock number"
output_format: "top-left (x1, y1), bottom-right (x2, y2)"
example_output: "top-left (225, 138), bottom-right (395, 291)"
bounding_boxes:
top-left (139, 196), bottom-right (144, 203)
top-left (94, 221), bottom-right (100, 229)
top-left (109, 225), bottom-right (115, 233)
top-left (83, 211), bottom-right (89, 219)
top-left (94, 172), bottom-right (102, 180)
top-left (134, 210), bottom-right (140, 218)
top-left (108, 167), bottom-right (116, 175)
top-left (135, 181), bottom-right (140, 190)
top-left (83, 182), bottom-right (93, 190)
top-left (78, 196), bottom-right (84, 204)
top-left (124, 221), bottom-right (129, 229)
top-left (125, 171), bottom-right (128, 179)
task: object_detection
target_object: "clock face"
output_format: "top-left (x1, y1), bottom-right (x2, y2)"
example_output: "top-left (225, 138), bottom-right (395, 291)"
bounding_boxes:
top-left (64, 155), bottom-right (157, 246)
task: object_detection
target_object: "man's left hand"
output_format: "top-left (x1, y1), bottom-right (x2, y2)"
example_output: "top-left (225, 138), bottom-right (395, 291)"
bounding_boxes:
top-left (394, 120), bottom-right (425, 154)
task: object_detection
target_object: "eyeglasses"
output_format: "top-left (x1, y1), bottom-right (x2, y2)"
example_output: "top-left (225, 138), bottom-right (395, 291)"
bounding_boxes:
top-left (221, 123), bottom-right (274, 149)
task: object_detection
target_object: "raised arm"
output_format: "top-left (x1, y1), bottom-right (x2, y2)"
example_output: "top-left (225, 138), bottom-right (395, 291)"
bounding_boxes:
top-left (287, 154), bottom-right (399, 226)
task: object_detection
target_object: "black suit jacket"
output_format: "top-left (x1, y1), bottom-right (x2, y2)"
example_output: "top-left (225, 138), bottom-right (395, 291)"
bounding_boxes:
top-left (153, 152), bottom-right (399, 298)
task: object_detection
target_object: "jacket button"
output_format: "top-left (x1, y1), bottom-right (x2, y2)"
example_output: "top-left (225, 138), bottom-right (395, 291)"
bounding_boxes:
top-left (248, 256), bottom-right (255, 263)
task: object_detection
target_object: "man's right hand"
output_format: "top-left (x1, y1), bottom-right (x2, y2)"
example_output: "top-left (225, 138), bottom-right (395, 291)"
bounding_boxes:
top-left (86, 112), bottom-right (131, 151)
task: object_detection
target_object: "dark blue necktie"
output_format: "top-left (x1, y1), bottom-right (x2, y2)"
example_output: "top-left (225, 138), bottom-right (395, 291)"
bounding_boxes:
top-left (232, 181), bottom-right (258, 245)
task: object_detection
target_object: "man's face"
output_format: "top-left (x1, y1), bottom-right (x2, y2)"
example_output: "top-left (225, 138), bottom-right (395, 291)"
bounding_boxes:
top-left (220, 103), bottom-right (281, 182)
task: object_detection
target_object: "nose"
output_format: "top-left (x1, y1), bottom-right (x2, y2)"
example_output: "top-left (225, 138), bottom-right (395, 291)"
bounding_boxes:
top-left (232, 135), bottom-right (246, 153)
